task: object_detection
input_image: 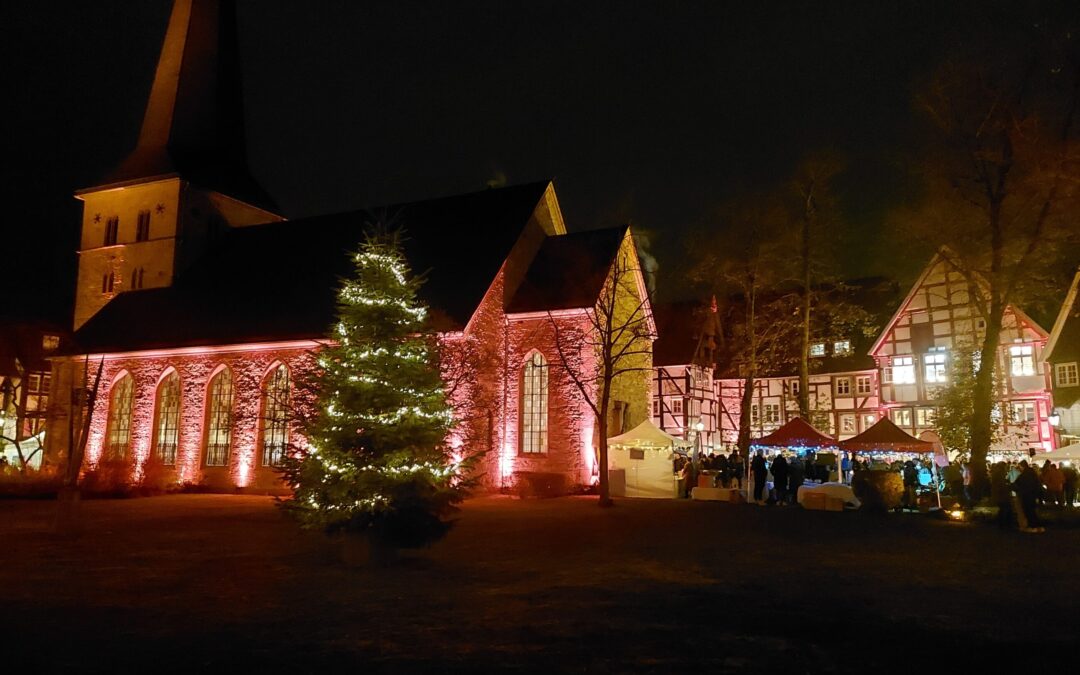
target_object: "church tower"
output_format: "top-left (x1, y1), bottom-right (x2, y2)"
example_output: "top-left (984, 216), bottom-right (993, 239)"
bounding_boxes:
top-left (73, 0), bottom-right (282, 329)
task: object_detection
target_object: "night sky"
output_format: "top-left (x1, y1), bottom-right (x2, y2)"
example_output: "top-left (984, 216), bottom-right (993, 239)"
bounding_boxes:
top-left (3, 1), bottom-right (1067, 323)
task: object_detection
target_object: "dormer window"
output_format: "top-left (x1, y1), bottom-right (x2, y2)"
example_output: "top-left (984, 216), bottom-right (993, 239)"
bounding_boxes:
top-left (833, 340), bottom-right (852, 356)
top-left (1056, 362), bottom-right (1078, 387)
top-left (810, 343), bottom-right (826, 358)
top-left (41, 334), bottom-right (59, 352)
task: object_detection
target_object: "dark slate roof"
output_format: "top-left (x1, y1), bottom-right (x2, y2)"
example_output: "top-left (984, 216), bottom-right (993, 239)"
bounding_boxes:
top-left (92, 0), bottom-right (277, 213)
top-left (72, 182), bottom-right (552, 354)
top-left (506, 226), bottom-right (627, 314)
top-left (1048, 273), bottom-right (1080, 408)
top-left (0, 320), bottom-right (69, 375)
top-left (652, 301), bottom-right (720, 368)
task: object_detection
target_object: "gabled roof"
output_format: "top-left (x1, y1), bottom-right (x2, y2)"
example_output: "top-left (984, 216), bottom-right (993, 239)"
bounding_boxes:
top-left (0, 320), bottom-right (69, 375)
top-left (506, 226), bottom-right (628, 314)
top-left (868, 249), bottom-right (1048, 357)
top-left (751, 417), bottom-right (836, 449)
top-left (85, 0), bottom-right (276, 213)
top-left (838, 418), bottom-right (933, 453)
top-left (72, 182), bottom-right (554, 354)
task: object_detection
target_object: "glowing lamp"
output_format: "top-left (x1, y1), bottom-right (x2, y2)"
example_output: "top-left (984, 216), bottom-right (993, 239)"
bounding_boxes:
top-left (1048, 413), bottom-right (1061, 427)
top-left (694, 422), bottom-right (705, 432)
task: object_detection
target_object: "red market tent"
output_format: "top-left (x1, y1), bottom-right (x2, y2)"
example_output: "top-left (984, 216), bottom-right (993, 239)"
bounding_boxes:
top-left (838, 417), bottom-right (934, 453)
top-left (751, 417), bottom-right (837, 450)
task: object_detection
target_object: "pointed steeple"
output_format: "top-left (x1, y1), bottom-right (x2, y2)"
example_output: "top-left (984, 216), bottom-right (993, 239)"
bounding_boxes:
top-left (101, 0), bottom-right (275, 212)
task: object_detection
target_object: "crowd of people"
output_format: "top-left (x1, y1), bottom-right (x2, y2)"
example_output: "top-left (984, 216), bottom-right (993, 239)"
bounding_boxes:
top-left (674, 448), bottom-right (1078, 532)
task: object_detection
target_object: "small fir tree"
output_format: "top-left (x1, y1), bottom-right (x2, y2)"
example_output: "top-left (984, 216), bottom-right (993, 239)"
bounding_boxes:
top-left (281, 231), bottom-right (463, 549)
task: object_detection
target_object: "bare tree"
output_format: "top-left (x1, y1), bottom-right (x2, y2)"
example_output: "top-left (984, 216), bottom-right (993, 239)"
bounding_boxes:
top-left (689, 200), bottom-right (799, 457)
top-left (54, 356), bottom-right (104, 535)
top-left (896, 23), bottom-right (1080, 491)
top-left (549, 233), bottom-right (654, 506)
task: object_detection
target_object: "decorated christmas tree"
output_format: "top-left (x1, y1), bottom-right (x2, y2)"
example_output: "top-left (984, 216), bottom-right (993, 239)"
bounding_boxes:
top-left (281, 231), bottom-right (463, 550)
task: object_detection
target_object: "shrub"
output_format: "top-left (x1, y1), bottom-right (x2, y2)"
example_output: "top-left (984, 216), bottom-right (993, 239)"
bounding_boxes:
top-left (852, 470), bottom-right (904, 512)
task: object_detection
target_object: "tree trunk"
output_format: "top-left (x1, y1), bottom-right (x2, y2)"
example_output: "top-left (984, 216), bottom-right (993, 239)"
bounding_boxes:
top-left (597, 387), bottom-right (612, 507)
top-left (969, 300), bottom-right (1004, 500)
top-left (798, 211), bottom-right (811, 419)
top-left (737, 375), bottom-right (754, 458)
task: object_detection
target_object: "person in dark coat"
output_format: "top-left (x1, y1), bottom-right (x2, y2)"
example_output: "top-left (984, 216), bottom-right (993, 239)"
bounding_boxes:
top-left (1012, 460), bottom-right (1044, 532)
top-left (771, 454), bottom-right (790, 504)
top-left (787, 456), bottom-right (805, 505)
top-left (1063, 465), bottom-right (1078, 508)
top-left (902, 461), bottom-right (919, 510)
top-left (751, 451), bottom-right (767, 504)
top-left (990, 461), bottom-right (1012, 529)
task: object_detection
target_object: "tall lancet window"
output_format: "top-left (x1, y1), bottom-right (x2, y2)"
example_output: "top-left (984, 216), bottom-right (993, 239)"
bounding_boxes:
top-left (521, 352), bottom-right (549, 454)
top-left (154, 370), bottom-right (180, 465)
top-left (204, 368), bottom-right (234, 467)
top-left (105, 373), bottom-right (134, 460)
top-left (261, 364), bottom-right (290, 467)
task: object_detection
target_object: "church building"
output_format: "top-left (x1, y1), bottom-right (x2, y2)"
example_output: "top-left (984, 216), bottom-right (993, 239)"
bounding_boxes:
top-left (46, 0), bottom-right (654, 493)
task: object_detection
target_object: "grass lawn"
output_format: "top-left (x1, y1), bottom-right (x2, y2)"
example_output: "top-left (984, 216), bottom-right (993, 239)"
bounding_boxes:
top-left (2, 494), bottom-right (1078, 673)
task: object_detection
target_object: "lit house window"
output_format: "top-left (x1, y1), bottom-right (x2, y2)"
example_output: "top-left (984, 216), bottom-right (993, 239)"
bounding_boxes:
top-left (1010, 345), bottom-right (1035, 376)
top-left (204, 368), bottom-right (234, 466)
top-left (916, 407), bottom-right (936, 427)
top-left (154, 371), bottom-right (180, 465)
top-left (835, 377), bottom-right (852, 396)
top-left (924, 352), bottom-right (947, 384)
top-left (840, 414), bottom-right (856, 434)
top-left (810, 343), bottom-right (826, 357)
top-left (892, 408), bottom-right (913, 427)
top-left (834, 340), bottom-right (852, 356)
top-left (1057, 362), bottom-right (1079, 387)
top-left (105, 373), bottom-right (134, 460)
top-left (861, 413), bottom-right (876, 430)
top-left (856, 375), bottom-right (872, 395)
top-left (41, 334), bottom-right (60, 352)
top-left (673, 398), bottom-right (683, 415)
top-left (752, 403), bottom-right (781, 427)
top-left (652, 399), bottom-right (659, 417)
top-left (22, 372), bottom-right (51, 437)
top-left (521, 352), bottom-right (548, 454)
top-left (789, 379), bottom-right (800, 395)
top-left (1011, 401), bottom-right (1036, 425)
top-left (261, 365), bottom-right (290, 466)
top-left (892, 356), bottom-right (916, 384)
top-left (136, 210), bottom-right (151, 242)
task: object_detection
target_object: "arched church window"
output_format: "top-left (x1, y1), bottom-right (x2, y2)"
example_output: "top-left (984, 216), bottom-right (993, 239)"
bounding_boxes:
top-left (105, 373), bottom-right (134, 460)
top-left (521, 352), bottom-right (548, 454)
top-left (261, 364), bottom-right (290, 467)
top-left (204, 368), bottom-right (234, 467)
top-left (153, 370), bottom-right (180, 465)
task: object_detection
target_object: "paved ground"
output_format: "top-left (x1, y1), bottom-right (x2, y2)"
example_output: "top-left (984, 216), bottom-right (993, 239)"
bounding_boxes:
top-left (2, 494), bottom-right (1078, 673)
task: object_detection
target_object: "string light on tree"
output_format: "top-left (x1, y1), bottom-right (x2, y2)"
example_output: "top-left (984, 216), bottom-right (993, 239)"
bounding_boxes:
top-left (280, 230), bottom-right (466, 552)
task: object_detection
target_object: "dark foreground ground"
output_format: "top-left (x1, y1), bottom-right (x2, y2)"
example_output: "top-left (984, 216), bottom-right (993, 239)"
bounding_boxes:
top-left (2, 495), bottom-right (1078, 673)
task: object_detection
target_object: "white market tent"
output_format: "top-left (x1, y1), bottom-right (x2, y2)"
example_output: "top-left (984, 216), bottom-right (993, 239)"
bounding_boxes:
top-left (608, 419), bottom-right (694, 499)
top-left (1041, 443), bottom-right (1080, 463)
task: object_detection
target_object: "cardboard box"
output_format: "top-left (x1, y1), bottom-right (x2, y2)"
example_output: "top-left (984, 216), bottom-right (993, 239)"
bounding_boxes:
top-left (825, 496), bottom-right (845, 512)
top-left (802, 492), bottom-right (826, 510)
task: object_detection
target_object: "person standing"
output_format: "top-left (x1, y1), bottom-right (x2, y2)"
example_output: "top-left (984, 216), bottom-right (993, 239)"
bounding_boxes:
top-left (751, 451), bottom-right (767, 505)
top-left (990, 461), bottom-right (1012, 529)
top-left (771, 454), bottom-right (790, 505)
top-left (1012, 460), bottom-right (1044, 533)
top-left (788, 456), bottom-right (805, 505)
top-left (1042, 461), bottom-right (1065, 508)
top-left (1063, 464), bottom-right (1078, 508)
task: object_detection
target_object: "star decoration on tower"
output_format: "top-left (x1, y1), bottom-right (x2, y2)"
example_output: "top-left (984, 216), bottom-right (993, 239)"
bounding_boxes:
top-left (155, 203), bottom-right (166, 214)
top-left (93, 213), bottom-right (101, 223)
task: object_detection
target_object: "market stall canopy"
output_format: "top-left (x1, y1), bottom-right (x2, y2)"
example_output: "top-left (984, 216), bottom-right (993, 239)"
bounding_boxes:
top-left (608, 419), bottom-right (694, 449)
top-left (839, 418), bottom-right (933, 453)
top-left (751, 417), bottom-right (837, 450)
top-left (1041, 443), bottom-right (1080, 462)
